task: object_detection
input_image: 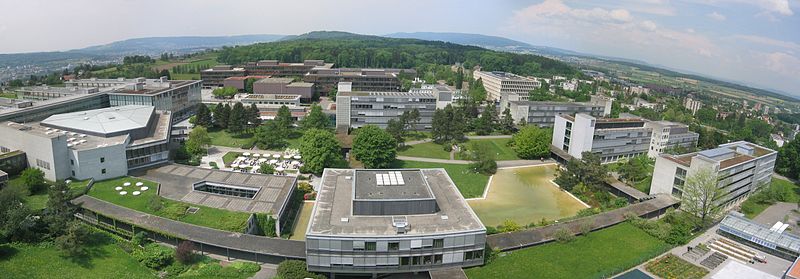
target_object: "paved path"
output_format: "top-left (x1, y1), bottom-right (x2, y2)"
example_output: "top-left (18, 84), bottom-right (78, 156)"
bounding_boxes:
top-left (397, 155), bottom-right (553, 168)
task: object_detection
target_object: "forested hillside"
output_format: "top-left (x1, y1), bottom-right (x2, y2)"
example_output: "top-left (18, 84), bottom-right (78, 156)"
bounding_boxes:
top-left (216, 32), bottom-right (578, 78)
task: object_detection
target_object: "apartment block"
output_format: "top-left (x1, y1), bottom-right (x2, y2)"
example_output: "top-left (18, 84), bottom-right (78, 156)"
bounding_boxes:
top-left (645, 121), bottom-right (699, 158)
top-left (473, 71), bottom-right (540, 102)
top-left (684, 97), bottom-right (703, 115)
top-left (306, 169), bottom-right (486, 276)
top-left (649, 141), bottom-right (776, 209)
top-left (552, 113), bottom-right (652, 163)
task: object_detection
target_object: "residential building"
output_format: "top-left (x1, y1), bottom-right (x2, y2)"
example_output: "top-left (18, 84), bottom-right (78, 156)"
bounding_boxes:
top-left (684, 96), bottom-right (703, 114)
top-left (649, 141), bottom-right (776, 209)
top-left (561, 80), bottom-right (578, 91)
top-left (551, 113), bottom-right (652, 163)
top-left (253, 77), bottom-right (315, 100)
top-left (508, 100), bottom-right (608, 128)
top-left (645, 121), bottom-right (699, 157)
top-left (473, 71), bottom-right (540, 102)
top-left (304, 68), bottom-right (414, 96)
top-left (629, 86), bottom-right (650, 95)
top-left (335, 90), bottom-right (438, 131)
top-left (0, 105), bottom-right (171, 181)
top-left (634, 98), bottom-right (663, 110)
top-left (199, 65), bottom-right (247, 88)
top-left (306, 168), bottom-right (486, 276)
top-left (243, 60), bottom-right (333, 77)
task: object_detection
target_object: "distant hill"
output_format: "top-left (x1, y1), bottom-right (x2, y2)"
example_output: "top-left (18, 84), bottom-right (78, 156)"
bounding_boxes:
top-left (280, 31), bottom-right (383, 41)
top-left (77, 34), bottom-right (286, 56)
top-left (384, 32), bottom-right (584, 57)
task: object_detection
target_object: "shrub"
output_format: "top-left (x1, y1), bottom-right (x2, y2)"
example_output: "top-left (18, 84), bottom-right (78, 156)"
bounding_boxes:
top-left (55, 221), bottom-right (90, 258)
top-left (161, 203), bottom-right (188, 219)
top-left (553, 228), bottom-right (575, 243)
top-left (485, 226), bottom-right (498, 235)
top-left (230, 261), bottom-right (261, 274)
top-left (163, 262), bottom-right (190, 277)
top-left (499, 219), bottom-right (521, 233)
top-left (209, 162), bottom-right (217, 168)
top-left (131, 231), bottom-right (149, 247)
top-left (256, 213), bottom-right (277, 237)
top-left (175, 241), bottom-right (196, 264)
top-left (579, 221), bottom-right (593, 236)
top-left (298, 182), bottom-right (314, 193)
top-left (260, 163), bottom-right (275, 174)
top-left (303, 192), bottom-right (317, 200)
top-left (133, 243), bottom-right (174, 269)
top-left (277, 260), bottom-right (326, 279)
top-left (147, 195), bottom-right (164, 212)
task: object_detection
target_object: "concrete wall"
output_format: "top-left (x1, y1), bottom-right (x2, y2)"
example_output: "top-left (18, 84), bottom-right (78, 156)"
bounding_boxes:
top-left (0, 126), bottom-right (70, 180)
top-left (70, 141), bottom-right (129, 180)
top-left (649, 156), bottom-right (680, 195)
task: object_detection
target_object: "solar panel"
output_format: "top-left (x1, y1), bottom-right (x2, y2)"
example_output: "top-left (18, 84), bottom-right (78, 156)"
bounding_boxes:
top-left (389, 172), bottom-right (397, 185)
top-left (376, 174), bottom-right (384, 186)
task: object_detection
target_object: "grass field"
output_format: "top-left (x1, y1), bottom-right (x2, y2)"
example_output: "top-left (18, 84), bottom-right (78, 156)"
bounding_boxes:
top-left (741, 178), bottom-right (800, 218)
top-left (465, 222), bottom-right (670, 279)
top-left (399, 138), bottom-right (519, 161)
top-left (88, 177), bottom-right (250, 232)
top-left (7, 175), bottom-right (90, 210)
top-left (222, 152), bottom-right (242, 166)
top-left (0, 92), bottom-right (17, 99)
top-left (398, 142), bottom-right (451, 159)
top-left (456, 138), bottom-right (518, 161)
top-left (394, 160), bottom-right (488, 198)
top-left (208, 128), bottom-right (256, 148)
top-left (645, 254), bottom-right (708, 279)
top-left (0, 232), bottom-right (155, 279)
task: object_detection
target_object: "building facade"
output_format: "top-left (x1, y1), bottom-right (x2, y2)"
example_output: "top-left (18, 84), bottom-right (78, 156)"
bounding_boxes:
top-left (243, 60), bottom-right (333, 77)
top-left (508, 100), bottom-right (608, 128)
top-left (684, 97), bottom-right (703, 115)
top-left (306, 169), bottom-right (486, 277)
top-left (649, 141), bottom-right (776, 209)
top-left (552, 113), bottom-right (652, 163)
top-left (253, 77), bottom-right (315, 100)
top-left (304, 68), bottom-right (414, 96)
top-left (106, 78), bottom-right (201, 121)
top-left (473, 71), bottom-right (540, 102)
top-left (199, 65), bottom-right (247, 88)
top-left (335, 91), bottom-right (438, 130)
top-left (645, 121), bottom-right (699, 158)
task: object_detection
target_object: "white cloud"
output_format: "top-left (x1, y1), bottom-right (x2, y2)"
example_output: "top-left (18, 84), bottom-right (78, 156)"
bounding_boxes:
top-left (698, 0), bottom-right (793, 16)
top-left (730, 34), bottom-right (800, 50)
top-left (755, 51), bottom-right (800, 76)
top-left (707, 11), bottom-right (727, 21)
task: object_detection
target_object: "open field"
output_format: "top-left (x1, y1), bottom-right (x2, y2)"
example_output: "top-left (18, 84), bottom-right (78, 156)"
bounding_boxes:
top-left (394, 160), bottom-right (489, 199)
top-left (399, 138), bottom-right (519, 161)
top-left (464, 222), bottom-right (670, 279)
top-left (456, 138), bottom-right (518, 161)
top-left (0, 231), bottom-right (155, 279)
top-left (87, 177), bottom-right (250, 232)
top-left (208, 128), bottom-right (256, 148)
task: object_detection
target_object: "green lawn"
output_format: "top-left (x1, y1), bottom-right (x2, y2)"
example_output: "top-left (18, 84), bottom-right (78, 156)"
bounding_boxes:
top-left (456, 138), bottom-right (519, 161)
top-left (0, 231), bottom-right (155, 279)
top-left (207, 128), bottom-right (256, 148)
top-left (742, 178), bottom-right (800, 218)
top-left (394, 160), bottom-right (489, 198)
top-left (9, 176), bottom-right (92, 210)
top-left (465, 222), bottom-right (670, 279)
top-left (398, 142), bottom-right (452, 159)
top-left (88, 177), bottom-right (250, 232)
top-left (645, 254), bottom-right (708, 279)
top-left (0, 92), bottom-right (17, 99)
top-left (222, 152), bottom-right (242, 166)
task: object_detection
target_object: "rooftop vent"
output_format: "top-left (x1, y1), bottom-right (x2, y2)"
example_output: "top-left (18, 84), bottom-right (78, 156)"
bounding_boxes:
top-left (392, 216), bottom-right (408, 234)
top-left (441, 215), bottom-right (449, 220)
top-left (340, 218), bottom-right (349, 223)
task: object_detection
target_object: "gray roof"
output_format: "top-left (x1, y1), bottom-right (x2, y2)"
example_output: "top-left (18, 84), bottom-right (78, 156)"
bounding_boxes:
top-left (307, 168), bottom-right (485, 237)
top-left (720, 213), bottom-right (800, 253)
top-left (353, 169), bottom-right (434, 200)
top-left (41, 105), bottom-right (154, 136)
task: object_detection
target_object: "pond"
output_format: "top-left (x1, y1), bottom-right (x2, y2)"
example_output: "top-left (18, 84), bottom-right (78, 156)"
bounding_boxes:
top-left (467, 164), bottom-right (589, 227)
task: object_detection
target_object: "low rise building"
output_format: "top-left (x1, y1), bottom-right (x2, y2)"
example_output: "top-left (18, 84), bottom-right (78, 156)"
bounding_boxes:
top-left (645, 121), bottom-right (699, 157)
top-left (221, 75), bottom-right (269, 91)
top-left (0, 105), bottom-right (171, 181)
top-left (408, 83), bottom-right (460, 109)
top-left (508, 100), bottom-right (607, 128)
top-left (244, 60), bottom-right (333, 77)
top-left (199, 65), bottom-right (247, 88)
top-left (551, 113), bottom-right (652, 163)
top-left (335, 90), bottom-right (438, 131)
top-left (649, 141), bottom-right (776, 209)
top-left (304, 68), bottom-right (414, 96)
top-left (306, 168), bottom-right (486, 277)
top-left (13, 86), bottom-right (100, 101)
top-left (473, 71), bottom-right (540, 102)
top-left (239, 94), bottom-right (307, 121)
top-left (684, 96), bottom-right (703, 115)
top-left (253, 77), bottom-right (315, 100)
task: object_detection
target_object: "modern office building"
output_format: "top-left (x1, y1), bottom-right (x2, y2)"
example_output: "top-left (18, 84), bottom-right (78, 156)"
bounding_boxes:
top-left (551, 113), bottom-right (652, 163)
top-left (645, 121), bottom-right (699, 158)
top-left (305, 168), bottom-right (486, 276)
top-left (220, 75), bottom-right (269, 91)
top-left (335, 89), bottom-right (441, 131)
top-left (0, 105), bottom-right (171, 181)
top-left (13, 86), bottom-right (100, 101)
top-left (199, 65), bottom-right (247, 88)
top-left (105, 78), bottom-right (201, 121)
top-left (409, 83), bottom-right (461, 109)
top-left (253, 77), bottom-right (315, 100)
top-left (473, 71), bottom-right (540, 102)
top-left (507, 99), bottom-right (610, 128)
top-left (244, 60), bottom-right (333, 77)
top-left (239, 94), bottom-right (307, 120)
top-left (304, 68), bottom-right (415, 96)
top-left (0, 92), bottom-right (109, 123)
top-left (649, 141), bottom-right (776, 208)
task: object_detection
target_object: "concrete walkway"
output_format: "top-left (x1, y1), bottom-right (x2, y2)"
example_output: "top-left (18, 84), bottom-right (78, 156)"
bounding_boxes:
top-left (397, 155), bottom-right (552, 168)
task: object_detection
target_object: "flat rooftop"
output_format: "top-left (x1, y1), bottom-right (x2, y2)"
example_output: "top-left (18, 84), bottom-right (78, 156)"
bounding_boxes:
top-left (308, 169), bottom-right (484, 237)
top-left (139, 164), bottom-right (295, 215)
top-left (41, 105), bottom-right (154, 136)
top-left (665, 141), bottom-right (775, 170)
top-left (339, 91), bottom-right (435, 98)
top-left (255, 77), bottom-right (294, 84)
top-left (108, 80), bottom-right (199, 96)
top-left (479, 71), bottom-right (533, 81)
top-left (353, 170), bottom-right (434, 200)
top-left (2, 120), bottom-right (128, 150)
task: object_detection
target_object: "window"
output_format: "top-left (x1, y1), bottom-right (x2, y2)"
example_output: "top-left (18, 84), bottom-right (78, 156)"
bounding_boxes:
top-left (71, 171), bottom-right (75, 176)
top-left (423, 255), bottom-right (432, 265)
top-left (388, 242), bottom-right (399, 251)
top-left (400, 257), bottom-right (410, 266)
top-left (70, 159), bottom-right (74, 165)
top-left (101, 169), bottom-right (107, 174)
top-left (433, 239), bottom-right (444, 248)
top-left (100, 157), bottom-right (105, 163)
top-left (412, 256), bottom-right (421, 265)
top-left (353, 241), bottom-right (365, 250)
top-left (365, 242), bottom-right (376, 251)
top-left (35, 159), bottom-right (51, 170)
top-left (434, 254), bottom-right (443, 264)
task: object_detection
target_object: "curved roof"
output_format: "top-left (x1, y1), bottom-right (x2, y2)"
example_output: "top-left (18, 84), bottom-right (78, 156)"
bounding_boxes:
top-left (41, 105), bottom-right (153, 136)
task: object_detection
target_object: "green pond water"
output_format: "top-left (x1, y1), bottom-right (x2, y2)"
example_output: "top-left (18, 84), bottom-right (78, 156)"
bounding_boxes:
top-left (468, 165), bottom-right (589, 227)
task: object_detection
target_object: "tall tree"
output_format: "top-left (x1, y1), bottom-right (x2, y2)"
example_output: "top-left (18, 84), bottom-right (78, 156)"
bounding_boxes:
top-left (214, 103), bottom-right (231, 129)
top-left (299, 129), bottom-right (342, 175)
top-left (248, 103), bottom-right (262, 129)
top-left (255, 121), bottom-right (288, 150)
top-left (386, 119), bottom-right (405, 145)
top-left (43, 181), bottom-right (78, 237)
top-left (455, 68), bottom-right (464, 89)
top-left (469, 78), bottom-right (488, 102)
top-left (681, 168), bottom-right (725, 226)
top-left (409, 108), bottom-right (421, 131)
top-left (467, 141), bottom-right (497, 175)
top-left (186, 126), bottom-right (211, 156)
top-left (431, 104), bottom-right (465, 143)
top-left (554, 152), bottom-right (608, 192)
top-left (227, 102), bottom-right (246, 134)
top-left (512, 126), bottom-right (552, 159)
top-left (352, 125), bottom-right (397, 169)
top-left (500, 108), bottom-right (516, 134)
top-left (777, 135), bottom-right (800, 179)
top-left (276, 105), bottom-right (294, 129)
top-left (195, 104), bottom-right (212, 127)
top-left (302, 104), bottom-right (329, 130)
top-left (474, 106), bottom-right (497, 136)
top-left (21, 168), bottom-right (45, 193)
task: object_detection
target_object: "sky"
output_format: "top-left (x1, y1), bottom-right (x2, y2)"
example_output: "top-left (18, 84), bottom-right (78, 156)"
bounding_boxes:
top-left (0, 0), bottom-right (798, 95)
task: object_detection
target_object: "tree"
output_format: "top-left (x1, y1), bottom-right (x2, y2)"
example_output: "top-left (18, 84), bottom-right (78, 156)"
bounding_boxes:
top-left (255, 121), bottom-right (288, 150)
top-left (247, 103), bottom-right (262, 129)
top-left (500, 108), bottom-right (515, 134)
top-left (328, 86), bottom-right (338, 100)
top-left (352, 125), bottom-right (397, 169)
top-left (194, 104), bottom-right (212, 127)
top-left (21, 168), bottom-right (46, 194)
top-left (386, 119), bottom-right (405, 144)
top-left (302, 104), bottom-right (329, 130)
top-left (43, 181), bottom-right (78, 237)
top-left (55, 221), bottom-right (90, 258)
top-left (469, 78), bottom-right (488, 102)
top-left (467, 141), bottom-right (497, 175)
top-left (554, 152), bottom-right (608, 192)
top-left (511, 126), bottom-right (552, 159)
top-left (244, 78), bottom-right (256, 93)
top-left (431, 104), bottom-right (466, 143)
top-left (175, 241), bottom-right (196, 264)
top-left (158, 69), bottom-right (171, 80)
top-left (186, 126), bottom-right (211, 156)
top-left (299, 129), bottom-right (342, 175)
top-left (276, 105), bottom-right (294, 129)
top-left (681, 168), bottom-right (725, 226)
top-left (455, 68), bottom-right (464, 89)
top-left (277, 260), bottom-right (326, 279)
top-left (227, 102), bottom-right (246, 134)
top-left (259, 163), bottom-right (275, 174)
top-left (212, 86), bottom-right (237, 99)
top-left (214, 103), bottom-right (231, 129)
top-left (777, 134), bottom-right (800, 180)
top-left (618, 155), bottom-right (654, 186)
top-left (409, 108), bottom-right (421, 131)
top-left (474, 106), bottom-right (497, 135)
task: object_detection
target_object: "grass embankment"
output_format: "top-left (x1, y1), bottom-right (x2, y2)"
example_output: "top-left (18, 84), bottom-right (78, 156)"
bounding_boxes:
top-left (465, 222), bottom-right (670, 279)
top-left (0, 232), bottom-right (155, 279)
top-left (741, 178), bottom-right (800, 218)
top-left (8, 176), bottom-right (90, 210)
top-left (394, 160), bottom-right (488, 199)
top-left (87, 177), bottom-right (250, 232)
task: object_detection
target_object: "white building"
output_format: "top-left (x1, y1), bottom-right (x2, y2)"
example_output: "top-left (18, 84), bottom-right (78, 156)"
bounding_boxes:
top-left (473, 71), bottom-right (540, 102)
top-left (551, 113), bottom-right (652, 164)
top-left (645, 121), bottom-right (699, 158)
top-left (649, 141), bottom-right (776, 209)
top-left (684, 97), bottom-right (703, 115)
